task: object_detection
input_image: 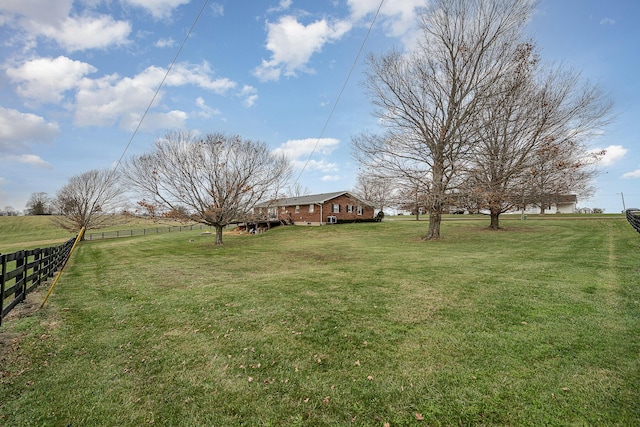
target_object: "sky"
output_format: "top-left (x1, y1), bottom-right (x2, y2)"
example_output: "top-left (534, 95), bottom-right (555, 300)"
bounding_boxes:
top-left (0, 0), bottom-right (638, 214)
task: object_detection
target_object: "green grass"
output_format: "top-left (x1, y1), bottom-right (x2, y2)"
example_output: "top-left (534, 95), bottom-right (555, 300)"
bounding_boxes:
top-left (1, 218), bottom-right (638, 426)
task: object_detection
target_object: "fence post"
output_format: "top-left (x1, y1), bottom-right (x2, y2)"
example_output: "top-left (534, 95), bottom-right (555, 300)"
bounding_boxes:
top-left (14, 251), bottom-right (25, 302)
top-left (33, 248), bottom-right (42, 288)
top-left (0, 254), bottom-right (5, 326)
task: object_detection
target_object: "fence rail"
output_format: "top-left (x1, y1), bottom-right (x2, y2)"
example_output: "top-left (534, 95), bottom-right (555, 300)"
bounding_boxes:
top-left (626, 208), bottom-right (640, 233)
top-left (1, 236), bottom-right (76, 326)
top-left (86, 224), bottom-right (212, 240)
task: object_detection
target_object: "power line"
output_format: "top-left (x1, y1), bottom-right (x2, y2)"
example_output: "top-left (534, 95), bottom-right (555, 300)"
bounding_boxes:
top-left (112, 0), bottom-right (211, 174)
top-left (293, 0), bottom-right (385, 186)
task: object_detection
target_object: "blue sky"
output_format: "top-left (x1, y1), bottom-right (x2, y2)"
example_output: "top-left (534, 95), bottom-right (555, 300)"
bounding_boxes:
top-left (0, 0), bottom-right (638, 214)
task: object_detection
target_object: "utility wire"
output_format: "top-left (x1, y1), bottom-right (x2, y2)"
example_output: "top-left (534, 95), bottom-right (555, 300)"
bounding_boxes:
top-left (87, 0), bottom-right (209, 221)
top-left (112, 0), bottom-right (211, 174)
top-left (293, 0), bottom-right (385, 186)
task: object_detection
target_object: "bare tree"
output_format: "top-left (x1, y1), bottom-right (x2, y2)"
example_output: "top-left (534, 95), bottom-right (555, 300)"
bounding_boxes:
top-left (2, 206), bottom-right (18, 216)
top-left (54, 168), bottom-right (127, 235)
top-left (462, 44), bottom-right (612, 228)
top-left (123, 131), bottom-right (292, 245)
top-left (285, 182), bottom-right (311, 198)
top-left (353, 0), bottom-right (536, 239)
top-left (25, 192), bottom-right (53, 215)
top-left (527, 139), bottom-right (605, 214)
top-left (352, 172), bottom-right (397, 214)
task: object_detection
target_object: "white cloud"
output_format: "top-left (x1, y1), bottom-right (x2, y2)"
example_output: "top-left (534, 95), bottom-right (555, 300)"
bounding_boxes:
top-left (274, 138), bottom-right (340, 172)
top-left (38, 15), bottom-right (131, 52)
top-left (600, 18), bottom-right (615, 25)
top-left (74, 62), bottom-right (235, 129)
top-left (0, 107), bottom-right (59, 152)
top-left (347, 0), bottom-right (423, 46)
top-left (7, 56), bottom-right (97, 104)
top-left (622, 169), bottom-right (640, 179)
top-left (304, 160), bottom-right (339, 173)
top-left (121, 0), bottom-right (191, 19)
top-left (591, 145), bottom-right (628, 166)
top-left (2, 154), bottom-right (52, 169)
top-left (253, 16), bottom-right (352, 81)
top-left (164, 62), bottom-right (237, 93)
top-left (195, 97), bottom-right (221, 118)
top-left (268, 0), bottom-right (292, 13)
top-left (273, 138), bottom-right (339, 159)
top-left (0, 0), bottom-right (73, 28)
top-left (239, 85), bottom-right (258, 107)
top-left (209, 3), bottom-right (224, 17)
top-left (321, 174), bottom-right (341, 182)
top-left (155, 37), bottom-right (176, 48)
top-left (121, 110), bottom-right (188, 132)
top-left (0, 1), bottom-right (131, 52)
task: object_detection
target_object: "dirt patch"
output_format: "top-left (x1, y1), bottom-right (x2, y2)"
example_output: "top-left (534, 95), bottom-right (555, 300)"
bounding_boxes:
top-left (2, 288), bottom-right (46, 323)
top-left (0, 288), bottom-right (48, 361)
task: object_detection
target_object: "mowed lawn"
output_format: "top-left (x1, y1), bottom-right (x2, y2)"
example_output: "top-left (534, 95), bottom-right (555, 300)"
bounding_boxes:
top-left (1, 217), bottom-right (639, 426)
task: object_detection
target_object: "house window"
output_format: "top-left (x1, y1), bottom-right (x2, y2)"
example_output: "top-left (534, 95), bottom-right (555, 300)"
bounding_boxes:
top-left (357, 205), bottom-right (363, 215)
top-left (295, 205), bottom-right (300, 213)
top-left (309, 204), bottom-right (314, 213)
top-left (332, 203), bottom-right (340, 213)
top-left (346, 205), bottom-right (353, 213)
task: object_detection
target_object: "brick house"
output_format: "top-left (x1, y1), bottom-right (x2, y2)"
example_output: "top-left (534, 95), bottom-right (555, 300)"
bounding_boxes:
top-left (253, 191), bottom-right (375, 225)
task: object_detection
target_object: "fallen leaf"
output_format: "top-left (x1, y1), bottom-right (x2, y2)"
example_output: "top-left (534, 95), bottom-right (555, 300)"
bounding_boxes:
top-left (367, 375), bottom-right (373, 381)
top-left (247, 377), bottom-right (253, 382)
top-left (323, 396), bottom-right (330, 404)
top-left (415, 413), bottom-right (424, 421)
top-left (355, 360), bottom-right (361, 366)
top-left (384, 423), bottom-right (390, 427)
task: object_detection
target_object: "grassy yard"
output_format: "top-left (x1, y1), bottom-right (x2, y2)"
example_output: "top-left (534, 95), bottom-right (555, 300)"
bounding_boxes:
top-left (1, 217), bottom-right (638, 426)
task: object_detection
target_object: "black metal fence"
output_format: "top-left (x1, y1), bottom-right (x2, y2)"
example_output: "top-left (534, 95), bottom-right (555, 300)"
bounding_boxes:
top-left (0, 236), bottom-right (77, 326)
top-left (626, 209), bottom-right (640, 234)
top-left (85, 224), bottom-right (212, 240)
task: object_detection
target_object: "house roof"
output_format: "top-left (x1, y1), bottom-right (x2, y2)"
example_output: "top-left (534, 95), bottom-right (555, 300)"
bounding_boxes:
top-left (255, 191), bottom-right (372, 208)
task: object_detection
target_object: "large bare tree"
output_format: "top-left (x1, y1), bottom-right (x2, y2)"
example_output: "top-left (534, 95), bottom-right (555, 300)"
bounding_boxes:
top-left (54, 168), bottom-right (127, 236)
top-left (463, 45), bottom-right (612, 228)
top-left (353, 0), bottom-right (536, 239)
top-left (123, 131), bottom-right (291, 245)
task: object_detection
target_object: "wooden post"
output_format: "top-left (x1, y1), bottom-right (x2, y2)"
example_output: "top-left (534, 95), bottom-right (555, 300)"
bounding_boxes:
top-left (0, 254), bottom-right (5, 326)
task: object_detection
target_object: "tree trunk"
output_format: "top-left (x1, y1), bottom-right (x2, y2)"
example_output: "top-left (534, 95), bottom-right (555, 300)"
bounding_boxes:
top-left (489, 209), bottom-right (501, 229)
top-left (215, 225), bottom-right (224, 245)
top-left (424, 211), bottom-right (441, 240)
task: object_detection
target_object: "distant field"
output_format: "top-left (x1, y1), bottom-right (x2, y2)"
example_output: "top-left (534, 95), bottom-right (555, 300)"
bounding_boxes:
top-left (0, 216), bottom-right (74, 253)
top-left (0, 215), bottom-right (197, 253)
top-left (1, 217), bottom-right (638, 426)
